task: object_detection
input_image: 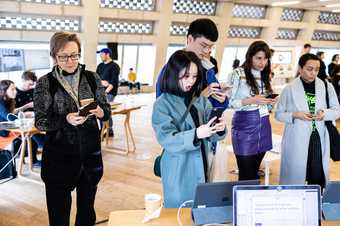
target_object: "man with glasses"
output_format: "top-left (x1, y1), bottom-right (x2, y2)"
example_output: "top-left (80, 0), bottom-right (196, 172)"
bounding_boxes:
top-left (96, 48), bottom-right (120, 136)
top-left (156, 18), bottom-right (228, 109)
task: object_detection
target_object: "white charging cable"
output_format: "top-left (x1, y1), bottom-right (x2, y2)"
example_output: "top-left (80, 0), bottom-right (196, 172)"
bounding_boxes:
top-left (177, 200), bottom-right (193, 226)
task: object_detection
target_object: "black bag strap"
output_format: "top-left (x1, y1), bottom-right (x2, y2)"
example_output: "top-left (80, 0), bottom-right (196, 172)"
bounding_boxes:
top-left (323, 80), bottom-right (330, 108)
top-left (177, 97), bottom-right (196, 126)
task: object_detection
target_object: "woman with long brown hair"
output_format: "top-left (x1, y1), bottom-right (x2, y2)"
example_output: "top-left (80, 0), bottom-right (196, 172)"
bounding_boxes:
top-left (227, 40), bottom-right (277, 180)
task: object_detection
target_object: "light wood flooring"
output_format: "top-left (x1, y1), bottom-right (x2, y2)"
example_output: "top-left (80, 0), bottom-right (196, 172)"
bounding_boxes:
top-left (0, 93), bottom-right (339, 226)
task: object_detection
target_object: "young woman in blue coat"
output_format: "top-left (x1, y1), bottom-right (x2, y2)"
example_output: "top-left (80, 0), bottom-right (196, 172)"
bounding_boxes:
top-left (152, 50), bottom-right (226, 208)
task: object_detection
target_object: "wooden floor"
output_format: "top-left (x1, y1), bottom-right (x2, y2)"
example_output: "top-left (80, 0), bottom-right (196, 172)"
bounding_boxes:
top-left (0, 93), bottom-right (339, 226)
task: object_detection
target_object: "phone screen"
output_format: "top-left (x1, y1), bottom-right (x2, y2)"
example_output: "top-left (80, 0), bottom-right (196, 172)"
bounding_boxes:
top-left (265, 94), bottom-right (279, 99)
top-left (209, 107), bottom-right (224, 126)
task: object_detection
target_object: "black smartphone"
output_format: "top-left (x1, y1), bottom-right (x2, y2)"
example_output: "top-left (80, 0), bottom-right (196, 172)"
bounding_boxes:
top-left (79, 101), bottom-right (98, 117)
top-left (265, 93), bottom-right (279, 99)
top-left (209, 107), bottom-right (224, 126)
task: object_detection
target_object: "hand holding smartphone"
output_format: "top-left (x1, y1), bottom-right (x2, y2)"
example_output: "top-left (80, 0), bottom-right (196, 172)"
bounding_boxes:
top-left (209, 107), bottom-right (224, 126)
top-left (79, 101), bottom-right (98, 117)
top-left (265, 93), bottom-right (279, 99)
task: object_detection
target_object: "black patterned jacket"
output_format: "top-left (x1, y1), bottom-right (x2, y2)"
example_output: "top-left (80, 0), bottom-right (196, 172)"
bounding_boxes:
top-left (34, 65), bottom-right (111, 187)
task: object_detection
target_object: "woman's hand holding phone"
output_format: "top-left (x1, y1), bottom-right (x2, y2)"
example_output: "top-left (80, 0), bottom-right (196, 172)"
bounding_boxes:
top-left (66, 112), bottom-right (86, 126)
top-left (196, 116), bottom-right (226, 139)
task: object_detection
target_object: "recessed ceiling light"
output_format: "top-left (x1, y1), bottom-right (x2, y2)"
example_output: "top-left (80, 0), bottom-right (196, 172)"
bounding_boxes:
top-left (271, 1), bottom-right (300, 6)
top-left (320, 0), bottom-right (332, 2)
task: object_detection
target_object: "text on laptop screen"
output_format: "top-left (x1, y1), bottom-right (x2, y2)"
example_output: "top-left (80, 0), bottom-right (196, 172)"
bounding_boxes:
top-left (234, 186), bottom-right (320, 226)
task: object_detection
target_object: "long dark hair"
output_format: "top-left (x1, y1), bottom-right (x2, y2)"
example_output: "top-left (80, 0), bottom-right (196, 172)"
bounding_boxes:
top-left (0, 80), bottom-right (15, 113)
top-left (161, 50), bottom-right (203, 97)
top-left (331, 64), bottom-right (340, 92)
top-left (241, 41), bottom-right (272, 95)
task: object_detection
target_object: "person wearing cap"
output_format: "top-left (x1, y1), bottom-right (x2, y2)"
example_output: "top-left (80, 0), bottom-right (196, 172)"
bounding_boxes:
top-left (96, 48), bottom-right (120, 136)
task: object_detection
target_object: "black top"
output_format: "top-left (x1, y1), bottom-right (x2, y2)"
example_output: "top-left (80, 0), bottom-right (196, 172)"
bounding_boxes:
top-left (318, 60), bottom-right (327, 81)
top-left (300, 78), bottom-right (315, 95)
top-left (96, 61), bottom-right (120, 96)
top-left (328, 62), bottom-right (336, 77)
top-left (184, 96), bottom-right (208, 181)
top-left (15, 88), bottom-right (34, 111)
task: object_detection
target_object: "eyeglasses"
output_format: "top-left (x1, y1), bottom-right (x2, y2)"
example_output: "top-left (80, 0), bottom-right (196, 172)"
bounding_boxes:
top-left (57, 53), bottom-right (80, 62)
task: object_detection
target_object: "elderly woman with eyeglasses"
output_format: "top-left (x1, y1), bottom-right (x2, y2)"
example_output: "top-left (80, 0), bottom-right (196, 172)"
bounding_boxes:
top-left (34, 32), bottom-right (111, 226)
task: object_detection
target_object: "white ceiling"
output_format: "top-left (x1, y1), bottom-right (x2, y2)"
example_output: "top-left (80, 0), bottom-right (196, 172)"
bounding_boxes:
top-left (227, 0), bottom-right (340, 12)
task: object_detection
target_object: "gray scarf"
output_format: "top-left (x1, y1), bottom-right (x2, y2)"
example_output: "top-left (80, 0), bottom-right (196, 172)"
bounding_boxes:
top-left (53, 65), bottom-right (81, 108)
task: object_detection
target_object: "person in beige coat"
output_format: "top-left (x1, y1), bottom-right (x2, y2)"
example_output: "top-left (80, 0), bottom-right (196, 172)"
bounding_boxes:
top-left (275, 53), bottom-right (340, 187)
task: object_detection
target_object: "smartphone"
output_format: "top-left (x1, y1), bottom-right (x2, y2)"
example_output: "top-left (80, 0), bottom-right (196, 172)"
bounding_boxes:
top-left (79, 101), bottom-right (98, 117)
top-left (265, 93), bottom-right (279, 99)
top-left (209, 107), bottom-right (224, 126)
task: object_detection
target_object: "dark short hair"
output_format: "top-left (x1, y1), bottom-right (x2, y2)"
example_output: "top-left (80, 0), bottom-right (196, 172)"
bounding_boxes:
top-left (129, 68), bottom-right (133, 71)
top-left (242, 40), bottom-right (272, 95)
top-left (304, 43), bottom-right (311, 49)
top-left (21, 70), bottom-right (37, 82)
top-left (298, 53), bottom-right (320, 68)
top-left (316, 51), bottom-right (324, 57)
top-left (187, 18), bottom-right (218, 42)
top-left (332, 54), bottom-right (339, 61)
top-left (50, 32), bottom-right (81, 59)
top-left (161, 50), bottom-right (203, 97)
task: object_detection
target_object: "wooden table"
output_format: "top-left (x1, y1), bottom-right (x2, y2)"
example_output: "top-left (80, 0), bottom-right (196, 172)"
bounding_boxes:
top-left (9, 126), bottom-right (41, 176)
top-left (101, 104), bottom-right (142, 155)
top-left (108, 208), bottom-right (340, 226)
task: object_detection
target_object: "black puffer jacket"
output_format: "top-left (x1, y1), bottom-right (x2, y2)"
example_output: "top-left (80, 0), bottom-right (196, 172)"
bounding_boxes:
top-left (34, 65), bottom-right (111, 187)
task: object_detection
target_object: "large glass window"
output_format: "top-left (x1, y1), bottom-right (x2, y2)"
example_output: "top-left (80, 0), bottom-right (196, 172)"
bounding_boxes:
top-left (97, 44), bottom-right (155, 85)
top-left (219, 46), bottom-right (247, 82)
top-left (166, 45), bottom-right (185, 61)
top-left (0, 42), bottom-right (52, 85)
top-left (137, 45), bottom-right (156, 85)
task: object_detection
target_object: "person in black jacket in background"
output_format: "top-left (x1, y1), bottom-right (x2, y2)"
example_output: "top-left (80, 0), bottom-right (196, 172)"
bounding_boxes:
top-left (331, 64), bottom-right (340, 103)
top-left (34, 32), bottom-right (111, 226)
top-left (328, 54), bottom-right (339, 78)
top-left (317, 51), bottom-right (328, 81)
top-left (96, 48), bottom-right (120, 136)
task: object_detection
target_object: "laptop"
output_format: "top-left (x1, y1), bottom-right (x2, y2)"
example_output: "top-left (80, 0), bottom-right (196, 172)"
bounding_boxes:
top-left (322, 181), bottom-right (340, 221)
top-left (233, 185), bottom-right (321, 226)
top-left (191, 180), bottom-right (260, 225)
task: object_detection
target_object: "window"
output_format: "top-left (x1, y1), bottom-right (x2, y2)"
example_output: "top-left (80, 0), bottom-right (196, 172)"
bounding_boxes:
top-left (0, 42), bottom-right (52, 85)
top-left (219, 46), bottom-right (247, 82)
top-left (97, 44), bottom-right (155, 85)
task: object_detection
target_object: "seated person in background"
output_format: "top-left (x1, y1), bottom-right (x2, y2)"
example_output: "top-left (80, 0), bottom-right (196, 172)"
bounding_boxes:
top-left (15, 70), bottom-right (36, 112)
top-left (127, 68), bottom-right (141, 92)
top-left (0, 80), bottom-right (41, 167)
top-left (15, 71), bottom-right (45, 154)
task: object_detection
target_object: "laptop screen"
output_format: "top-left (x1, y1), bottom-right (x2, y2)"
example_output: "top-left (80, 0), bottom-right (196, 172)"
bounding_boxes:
top-left (233, 185), bottom-right (321, 226)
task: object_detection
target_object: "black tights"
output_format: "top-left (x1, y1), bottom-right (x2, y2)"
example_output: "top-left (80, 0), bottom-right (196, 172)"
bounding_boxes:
top-left (236, 152), bottom-right (266, 181)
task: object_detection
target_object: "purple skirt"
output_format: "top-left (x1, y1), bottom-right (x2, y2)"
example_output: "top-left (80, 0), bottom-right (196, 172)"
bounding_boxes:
top-left (231, 109), bottom-right (272, 156)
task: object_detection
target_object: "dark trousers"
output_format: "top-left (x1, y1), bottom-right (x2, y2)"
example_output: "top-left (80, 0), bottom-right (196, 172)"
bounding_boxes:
top-left (236, 152), bottom-right (266, 180)
top-left (45, 171), bottom-right (98, 226)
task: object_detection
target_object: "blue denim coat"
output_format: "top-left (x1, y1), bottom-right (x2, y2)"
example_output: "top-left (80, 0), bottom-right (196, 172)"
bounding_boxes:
top-left (152, 93), bottom-right (226, 207)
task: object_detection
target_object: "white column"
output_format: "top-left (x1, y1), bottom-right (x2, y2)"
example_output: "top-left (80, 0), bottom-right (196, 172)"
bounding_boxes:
top-left (152, 0), bottom-right (173, 87)
top-left (81, 0), bottom-right (100, 71)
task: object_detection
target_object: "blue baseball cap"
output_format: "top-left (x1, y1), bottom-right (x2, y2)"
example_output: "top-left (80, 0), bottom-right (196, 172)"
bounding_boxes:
top-left (96, 48), bottom-right (112, 55)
